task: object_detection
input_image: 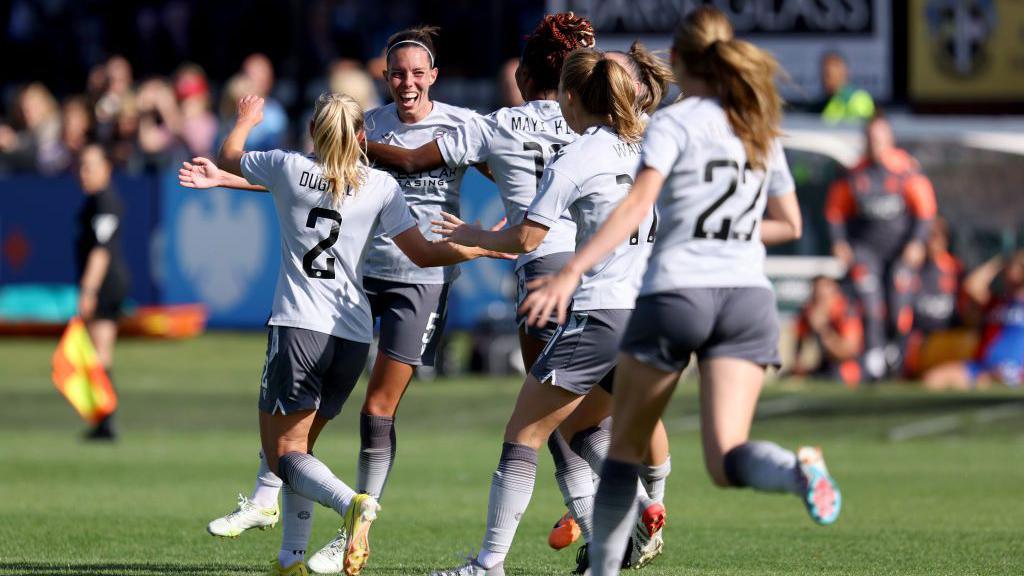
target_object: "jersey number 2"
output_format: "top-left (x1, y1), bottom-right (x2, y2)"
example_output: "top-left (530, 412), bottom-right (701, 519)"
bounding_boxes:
top-left (303, 207), bottom-right (342, 279)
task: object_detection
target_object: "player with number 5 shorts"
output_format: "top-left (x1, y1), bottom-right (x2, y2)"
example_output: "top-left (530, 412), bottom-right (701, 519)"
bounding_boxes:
top-left (179, 92), bottom-right (506, 575)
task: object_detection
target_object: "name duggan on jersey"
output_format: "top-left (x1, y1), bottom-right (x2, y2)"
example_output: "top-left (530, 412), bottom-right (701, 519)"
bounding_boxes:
top-left (511, 115), bottom-right (573, 136)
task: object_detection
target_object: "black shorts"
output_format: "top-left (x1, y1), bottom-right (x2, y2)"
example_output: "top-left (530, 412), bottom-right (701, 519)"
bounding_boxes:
top-left (621, 287), bottom-right (781, 373)
top-left (94, 274), bottom-right (128, 321)
top-left (259, 326), bottom-right (371, 419)
top-left (364, 277), bottom-right (449, 367)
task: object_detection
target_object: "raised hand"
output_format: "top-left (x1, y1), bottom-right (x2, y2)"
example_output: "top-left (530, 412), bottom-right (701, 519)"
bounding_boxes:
top-left (178, 157), bottom-right (223, 189)
top-left (236, 95), bottom-right (264, 127)
top-left (431, 211), bottom-right (482, 247)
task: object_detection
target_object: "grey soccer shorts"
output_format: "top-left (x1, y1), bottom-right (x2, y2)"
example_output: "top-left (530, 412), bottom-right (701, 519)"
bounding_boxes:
top-left (516, 252), bottom-right (575, 341)
top-left (259, 326), bottom-right (371, 419)
top-left (363, 277), bottom-right (449, 367)
top-left (620, 287), bottom-right (781, 373)
top-left (530, 308), bottom-right (632, 396)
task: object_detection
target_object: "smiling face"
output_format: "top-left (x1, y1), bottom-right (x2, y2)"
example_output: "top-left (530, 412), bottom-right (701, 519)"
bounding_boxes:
top-left (384, 46), bottom-right (437, 123)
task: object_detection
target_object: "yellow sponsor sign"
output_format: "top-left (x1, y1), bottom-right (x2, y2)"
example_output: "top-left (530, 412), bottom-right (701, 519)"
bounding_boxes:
top-left (910, 0), bottom-right (1024, 100)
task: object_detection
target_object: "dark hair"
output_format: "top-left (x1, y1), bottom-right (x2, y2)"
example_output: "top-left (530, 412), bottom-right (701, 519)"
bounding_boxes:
top-left (386, 25), bottom-right (440, 67)
top-left (520, 13), bottom-right (595, 93)
top-left (672, 6), bottom-right (783, 169)
top-left (561, 49), bottom-right (643, 143)
top-left (609, 41), bottom-right (674, 115)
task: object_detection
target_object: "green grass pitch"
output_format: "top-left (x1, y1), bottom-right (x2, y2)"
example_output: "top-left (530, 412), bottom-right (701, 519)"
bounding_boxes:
top-left (1, 333), bottom-right (1022, 575)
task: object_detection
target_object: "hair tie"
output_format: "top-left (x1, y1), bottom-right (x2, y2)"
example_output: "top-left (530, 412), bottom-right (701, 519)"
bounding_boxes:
top-left (386, 40), bottom-right (435, 67)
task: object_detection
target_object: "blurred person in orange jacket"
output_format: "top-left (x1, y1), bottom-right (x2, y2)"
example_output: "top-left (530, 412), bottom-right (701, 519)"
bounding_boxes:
top-left (792, 275), bottom-right (864, 388)
top-left (826, 112), bottom-right (937, 380)
top-left (903, 217), bottom-right (963, 377)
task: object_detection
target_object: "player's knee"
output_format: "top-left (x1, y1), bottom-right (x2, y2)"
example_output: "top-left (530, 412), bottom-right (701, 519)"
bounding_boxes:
top-left (361, 393), bottom-right (400, 416)
top-left (705, 457), bottom-right (733, 488)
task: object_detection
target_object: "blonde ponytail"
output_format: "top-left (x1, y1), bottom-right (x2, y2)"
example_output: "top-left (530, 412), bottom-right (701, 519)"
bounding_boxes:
top-left (561, 49), bottom-right (644, 143)
top-left (311, 92), bottom-right (367, 205)
top-left (613, 41), bottom-right (674, 115)
top-left (673, 7), bottom-right (783, 169)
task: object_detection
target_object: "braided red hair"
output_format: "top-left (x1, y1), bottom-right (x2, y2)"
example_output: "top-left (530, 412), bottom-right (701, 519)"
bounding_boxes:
top-left (520, 12), bottom-right (596, 93)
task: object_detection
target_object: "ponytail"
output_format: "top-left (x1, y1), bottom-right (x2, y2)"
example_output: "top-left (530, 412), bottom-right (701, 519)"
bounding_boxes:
top-left (611, 41), bottom-right (674, 115)
top-left (673, 6), bottom-right (783, 169)
top-left (311, 92), bottom-right (367, 205)
top-left (561, 49), bottom-right (644, 143)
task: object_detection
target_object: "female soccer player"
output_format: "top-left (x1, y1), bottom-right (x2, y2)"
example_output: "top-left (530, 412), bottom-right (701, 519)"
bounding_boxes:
top-left (426, 47), bottom-right (653, 576)
top-left (190, 92), bottom-right (502, 576)
top-left (520, 8), bottom-right (841, 575)
top-left (76, 143), bottom-right (130, 440)
top-left (364, 17), bottom-right (672, 562)
top-left (197, 26), bottom-right (486, 573)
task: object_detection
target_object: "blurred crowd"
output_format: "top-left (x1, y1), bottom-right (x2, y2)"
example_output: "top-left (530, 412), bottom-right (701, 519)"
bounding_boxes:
top-left (791, 114), bottom-right (1024, 391)
top-left (0, 54), bottom-right (386, 175)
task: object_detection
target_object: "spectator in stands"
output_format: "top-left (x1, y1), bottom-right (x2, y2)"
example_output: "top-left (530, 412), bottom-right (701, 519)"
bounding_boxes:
top-left (238, 53), bottom-right (287, 150)
top-left (792, 275), bottom-right (864, 388)
top-left (826, 112), bottom-right (937, 380)
top-left (174, 64), bottom-right (218, 158)
top-left (903, 217), bottom-right (963, 377)
top-left (819, 51), bottom-right (874, 125)
top-left (924, 250), bottom-right (1024, 390)
top-left (135, 78), bottom-right (184, 171)
top-left (92, 56), bottom-right (135, 145)
top-left (301, 61), bottom-right (382, 153)
top-left (52, 96), bottom-right (95, 173)
top-left (76, 143), bottom-right (130, 440)
top-left (0, 82), bottom-right (63, 173)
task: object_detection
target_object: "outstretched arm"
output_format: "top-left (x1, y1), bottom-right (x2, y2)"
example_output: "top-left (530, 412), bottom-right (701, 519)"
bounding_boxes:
top-left (179, 157), bottom-right (267, 191)
top-left (218, 95), bottom-right (264, 177)
top-left (365, 140), bottom-right (445, 174)
top-left (519, 166), bottom-right (664, 327)
top-left (391, 226), bottom-right (513, 268)
top-left (432, 211), bottom-right (548, 253)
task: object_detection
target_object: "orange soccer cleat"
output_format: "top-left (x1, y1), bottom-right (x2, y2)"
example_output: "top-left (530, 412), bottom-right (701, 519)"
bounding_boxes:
top-left (548, 511), bottom-right (582, 550)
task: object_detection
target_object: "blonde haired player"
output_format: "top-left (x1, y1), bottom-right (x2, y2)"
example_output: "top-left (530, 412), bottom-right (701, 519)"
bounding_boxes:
top-left (182, 92), bottom-right (504, 575)
top-left (522, 8), bottom-right (840, 575)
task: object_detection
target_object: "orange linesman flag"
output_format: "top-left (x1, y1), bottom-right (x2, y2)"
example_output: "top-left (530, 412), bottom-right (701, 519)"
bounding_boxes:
top-left (51, 317), bottom-right (117, 424)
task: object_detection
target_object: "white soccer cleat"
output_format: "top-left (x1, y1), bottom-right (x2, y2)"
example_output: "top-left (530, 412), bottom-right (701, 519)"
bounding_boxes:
top-left (307, 529), bottom-right (347, 574)
top-left (631, 526), bottom-right (664, 569)
top-left (430, 557), bottom-right (505, 576)
top-left (207, 494), bottom-right (279, 538)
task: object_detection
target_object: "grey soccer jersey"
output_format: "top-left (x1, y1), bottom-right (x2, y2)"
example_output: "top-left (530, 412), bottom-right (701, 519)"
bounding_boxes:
top-left (363, 101), bottom-right (479, 284)
top-left (526, 125), bottom-right (653, 311)
top-left (639, 97), bottom-right (795, 294)
top-left (241, 150), bottom-right (416, 342)
top-left (437, 100), bottom-right (578, 269)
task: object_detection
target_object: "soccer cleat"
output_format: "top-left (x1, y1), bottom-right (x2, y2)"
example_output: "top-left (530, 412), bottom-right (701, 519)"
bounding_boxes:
top-left (640, 502), bottom-right (666, 539)
top-left (571, 543), bottom-right (589, 575)
top-left (307, 528), bottom-right (347, 574)
top-left (207, 494), bottom-right (279, 538)
top-left (797, 446), bottom-right (841, 525)
top-left (429, 557), bottom-right (505, 576)
top-left (571, 540), bottom-right (637, 574)
top-left (269, 559), bottom-right (309, 576)
top-left (549, 511), bottom-right (582, 550)
top-left (630, 525), bottom-right (664, 569)
top-left (341, 493), bottom-right (381, 575)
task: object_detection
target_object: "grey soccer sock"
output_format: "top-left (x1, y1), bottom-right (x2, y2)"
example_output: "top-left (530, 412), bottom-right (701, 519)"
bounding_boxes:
top-left (278, 452), bottom-right (356, 516)
top-left (479, 442), bottom-right (538, 567)
top-left (280, 484), bottom-right (314, 559)
top-left (357, 413), bottom-right (396, 500)
top-left (641, 456), bottom-right (671, 504)
top-left (252, 449), bottom-right (284, 508)
top-left (592, 458), bottom-right (642, 576)
top-left (723, 441), bottom-right (801, 494)
top-left (548, 431), bottom-right (596, 542)
top-left (570, 427), bottom-right (651, 511)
